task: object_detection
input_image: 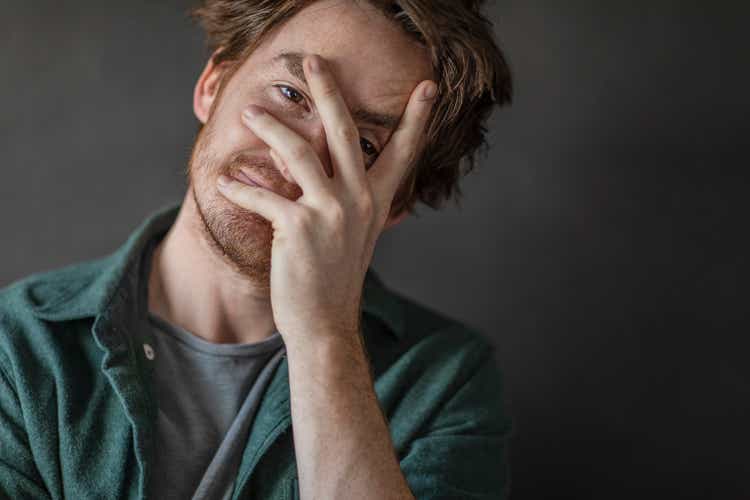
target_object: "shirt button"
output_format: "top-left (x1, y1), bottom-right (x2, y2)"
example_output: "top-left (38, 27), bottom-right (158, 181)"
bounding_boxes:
top-left (143, 343), bottom-right (155, 360)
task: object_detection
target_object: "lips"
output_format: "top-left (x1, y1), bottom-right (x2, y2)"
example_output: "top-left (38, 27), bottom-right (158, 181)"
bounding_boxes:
top-left (230, 168), bottom-right (272, 191)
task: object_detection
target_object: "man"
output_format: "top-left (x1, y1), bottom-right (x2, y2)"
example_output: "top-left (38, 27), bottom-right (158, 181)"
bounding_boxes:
top-left (0, 0), bottom-right (512, 498)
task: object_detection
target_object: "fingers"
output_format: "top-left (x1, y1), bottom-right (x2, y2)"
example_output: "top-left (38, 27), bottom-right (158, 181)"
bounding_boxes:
top-left (216, 173), bottom-right (299, 227)
top-left (303, 54), bottom-right (366, 192)
top-left (270, 149), bottom-right (296, 185)
top-left (237, 54), bottom-right (436, 227)
top-left (369, 80), bottom-right (437, 209)
top-left (241, 104), bottom-right (330, 200)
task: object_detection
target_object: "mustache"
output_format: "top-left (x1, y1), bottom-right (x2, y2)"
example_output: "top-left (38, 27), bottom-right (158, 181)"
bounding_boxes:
top-left (226, 154), bottom-right (286, 190)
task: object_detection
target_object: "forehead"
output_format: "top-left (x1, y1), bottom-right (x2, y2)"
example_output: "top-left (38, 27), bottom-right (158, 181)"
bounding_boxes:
top-left (238, 0), bottom-right (433, 114)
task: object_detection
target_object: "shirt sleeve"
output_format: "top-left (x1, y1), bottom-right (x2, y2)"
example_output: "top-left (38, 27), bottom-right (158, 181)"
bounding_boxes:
top-left (398, 341), bottom-right (512, 500)
top-left (0, 362), bottom-right (51, 500)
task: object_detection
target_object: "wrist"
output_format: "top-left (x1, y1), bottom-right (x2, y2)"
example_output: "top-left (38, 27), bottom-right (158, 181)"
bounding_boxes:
top-left (285, 328), bottom-right (371, 378)
top-left (285, 327), bottom-right (363, 357)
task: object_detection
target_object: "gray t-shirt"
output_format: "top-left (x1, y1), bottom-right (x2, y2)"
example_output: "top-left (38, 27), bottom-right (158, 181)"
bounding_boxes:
top-left (146, 311), bottom-right (286, 500)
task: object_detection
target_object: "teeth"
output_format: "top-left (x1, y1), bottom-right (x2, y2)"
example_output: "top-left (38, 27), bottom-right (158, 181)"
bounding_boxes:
top-left (234, 171), bottom-right (259, 187)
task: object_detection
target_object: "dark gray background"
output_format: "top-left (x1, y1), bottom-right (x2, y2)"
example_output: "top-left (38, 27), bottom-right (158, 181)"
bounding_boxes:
top-left (2, 1), bottom-right (748, 498)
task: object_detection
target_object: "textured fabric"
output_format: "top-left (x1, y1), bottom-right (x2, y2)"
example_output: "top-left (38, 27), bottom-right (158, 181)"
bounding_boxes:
top-left (0, 201), bottom-right (512, 499)
top-left (147, 311), bottom-right (285, 500)
top-left (192, 348), bottom-right (286, 500)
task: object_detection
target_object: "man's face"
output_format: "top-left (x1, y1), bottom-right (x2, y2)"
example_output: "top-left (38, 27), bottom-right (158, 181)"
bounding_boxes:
top-left (187, 0), bottom-right (432, 285)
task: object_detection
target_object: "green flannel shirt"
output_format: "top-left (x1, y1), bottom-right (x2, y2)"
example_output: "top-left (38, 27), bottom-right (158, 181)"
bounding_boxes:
top-left (0, 202), bottom-right (511, 499)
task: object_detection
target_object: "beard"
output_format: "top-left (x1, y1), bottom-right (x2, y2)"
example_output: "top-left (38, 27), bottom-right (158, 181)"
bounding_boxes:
top-left (185, 121), bottom-right (301, 290)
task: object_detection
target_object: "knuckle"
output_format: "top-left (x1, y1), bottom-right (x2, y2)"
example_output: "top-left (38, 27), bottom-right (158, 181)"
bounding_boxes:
top-left (320, 83), bottom-right (338, 99)
top-left (357, 193), bottom-right (375, 219)
top-left (326, 201), bottom-right (346, 225)
top-left (287, 207), bottom-right (313, 228)
top-left (289, 142), bottom-right (311, 162)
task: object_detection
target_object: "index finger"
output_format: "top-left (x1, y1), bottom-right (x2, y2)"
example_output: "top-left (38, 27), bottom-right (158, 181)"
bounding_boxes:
top-left (368, 79), bottom-right (437, 208)
top-left (303, 54), bottom-right (367, 191)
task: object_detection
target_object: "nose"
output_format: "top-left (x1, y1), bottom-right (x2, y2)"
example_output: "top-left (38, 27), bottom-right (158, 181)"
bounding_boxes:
top-left (276, 117), bottom-right (333, 180)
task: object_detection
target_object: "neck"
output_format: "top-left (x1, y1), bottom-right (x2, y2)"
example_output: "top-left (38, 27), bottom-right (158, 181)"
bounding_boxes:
top-left (148, 191), bottom-right (277, 345)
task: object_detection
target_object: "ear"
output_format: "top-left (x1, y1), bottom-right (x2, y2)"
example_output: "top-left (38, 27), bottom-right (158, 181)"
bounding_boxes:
top-left (193, 50), bottom-right (229, 124)
top-left (382, 207), bottom-right (410, 231)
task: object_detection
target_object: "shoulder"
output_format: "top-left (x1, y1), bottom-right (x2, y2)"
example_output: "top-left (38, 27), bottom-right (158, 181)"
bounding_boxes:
top-left (371, 286), bottom-right (511, 471)
top-left (0, 254), bottom-right (116, 324)
top-left (0, 256), bottom-right (114, 369)
top-left (368, 279), bottom-right (506, 417)
top-left (375, 278), bottom-right (498, 365)
top-left (393, 294), bottom-right (512, 499)
top-left (363, 268), bottom-right (495, 355)
top-left (405, 293), bottom-right (499, 388)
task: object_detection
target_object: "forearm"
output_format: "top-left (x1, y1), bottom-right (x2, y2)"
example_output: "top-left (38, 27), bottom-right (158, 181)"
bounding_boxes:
top-left (285, 332), bottom-right (414, 500)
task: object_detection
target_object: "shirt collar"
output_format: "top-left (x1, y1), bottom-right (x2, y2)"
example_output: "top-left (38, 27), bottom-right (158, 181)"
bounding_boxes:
top-left (28, 201), bottom-right (405, 340)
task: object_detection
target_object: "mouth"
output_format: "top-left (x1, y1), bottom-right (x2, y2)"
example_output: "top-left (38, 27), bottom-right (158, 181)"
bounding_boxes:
top-left (230, 168), bottom-right (273, 191)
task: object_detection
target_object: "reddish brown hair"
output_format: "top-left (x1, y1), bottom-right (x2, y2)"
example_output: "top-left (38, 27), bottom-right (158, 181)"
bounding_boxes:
top-left (191, 0), bottom-right (512, 216)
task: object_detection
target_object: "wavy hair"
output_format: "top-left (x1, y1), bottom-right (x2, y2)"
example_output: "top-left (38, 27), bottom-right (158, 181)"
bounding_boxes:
top-left (191, 0), bottom-right (512, 216)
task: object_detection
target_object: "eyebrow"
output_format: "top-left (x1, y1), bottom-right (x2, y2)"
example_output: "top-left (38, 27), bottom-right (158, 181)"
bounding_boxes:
top-left (272, 51), bottom-right (402, 130)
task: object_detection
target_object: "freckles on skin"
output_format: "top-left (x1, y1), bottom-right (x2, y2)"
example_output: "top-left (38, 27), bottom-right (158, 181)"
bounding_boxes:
top-left (252, 1), bottom-right (433, 111)
top-left (203, 0), bottom-right (435, 167)
top-left (186, 0), bottom-right (436, 288)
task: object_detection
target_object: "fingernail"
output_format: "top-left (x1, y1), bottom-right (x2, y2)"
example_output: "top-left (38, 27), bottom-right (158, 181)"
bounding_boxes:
top-left (308, 55), bottom-right (324, 73)
top-left (422, 82), bottom-right (437, 99)
top-left (243, 105), bottom-right (265, 121)
top-left (217, 174), bottom-right (233, 186)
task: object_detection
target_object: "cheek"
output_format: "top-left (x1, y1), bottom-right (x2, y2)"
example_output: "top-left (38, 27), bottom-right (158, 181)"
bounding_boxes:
top-left (206, 81), bottom-right (312, 167)
top-left (206, 102), bottom-right (269, 159)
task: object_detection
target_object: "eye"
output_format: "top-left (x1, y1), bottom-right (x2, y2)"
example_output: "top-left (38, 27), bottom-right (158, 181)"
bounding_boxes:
top-left (276, 84), bottom-right (305, 106)
top-left (274, 84), bottom-right (380, 161)
top-left (360, 137), bottom-right (379, 160)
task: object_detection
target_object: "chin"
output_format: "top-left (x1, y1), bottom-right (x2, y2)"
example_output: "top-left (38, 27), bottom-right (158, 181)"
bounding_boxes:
top-left (185, 120), bottom-right (295, 288)
top-left (192, 178), bottom-right (274, 288)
